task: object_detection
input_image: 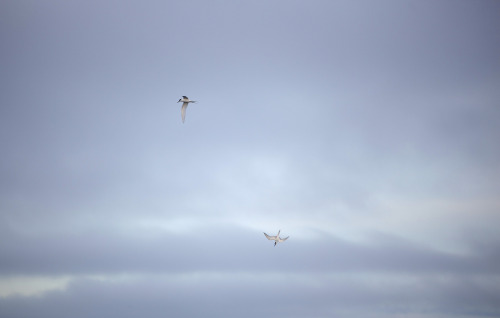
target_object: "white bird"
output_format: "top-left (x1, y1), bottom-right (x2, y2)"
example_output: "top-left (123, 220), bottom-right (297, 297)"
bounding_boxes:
top-left (177, 96), bottom-right (197, 123)
top-left (263, 230), bottom-right (289, 246)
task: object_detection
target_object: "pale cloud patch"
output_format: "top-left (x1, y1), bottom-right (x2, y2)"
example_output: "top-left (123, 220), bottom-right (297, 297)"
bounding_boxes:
top-left (0, 275), bottom-right (71, 298)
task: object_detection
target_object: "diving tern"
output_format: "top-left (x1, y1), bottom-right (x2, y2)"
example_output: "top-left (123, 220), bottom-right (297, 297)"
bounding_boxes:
top-left (263, 230), bottom-right (289, 246)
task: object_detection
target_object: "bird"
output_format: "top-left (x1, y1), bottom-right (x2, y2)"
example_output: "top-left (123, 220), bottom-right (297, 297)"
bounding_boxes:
top-left (177, 96), bottom-right (197, 123)
top-left (263, 230), bottom-right (289, 246)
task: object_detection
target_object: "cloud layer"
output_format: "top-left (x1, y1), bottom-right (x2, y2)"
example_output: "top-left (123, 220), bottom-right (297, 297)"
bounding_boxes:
top-left (1, 0), bottom-right (500, 317)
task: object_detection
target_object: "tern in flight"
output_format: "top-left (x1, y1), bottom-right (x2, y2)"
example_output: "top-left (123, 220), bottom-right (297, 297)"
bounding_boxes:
top-left (263, 230), bottom-right (289, 246)
top-left (177, 96), bottom-right (197, 123)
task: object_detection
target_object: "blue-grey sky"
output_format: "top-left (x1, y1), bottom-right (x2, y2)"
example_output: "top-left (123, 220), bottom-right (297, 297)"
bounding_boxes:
top-left (1, 0), bottom-right (500, 317)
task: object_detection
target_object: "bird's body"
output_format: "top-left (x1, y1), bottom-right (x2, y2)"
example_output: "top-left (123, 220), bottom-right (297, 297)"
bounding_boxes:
top-left (263, 230), bottom-right (289, 246)
top-left (177, 96), bottom-right (196, 123)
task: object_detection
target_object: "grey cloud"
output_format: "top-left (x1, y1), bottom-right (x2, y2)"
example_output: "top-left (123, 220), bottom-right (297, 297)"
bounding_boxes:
top-left (1, 0), bottom-right (499, 317)
top-left (1, 271), bottom-right (500, 318)
top-left (1, 223), bottom-right (498, 276)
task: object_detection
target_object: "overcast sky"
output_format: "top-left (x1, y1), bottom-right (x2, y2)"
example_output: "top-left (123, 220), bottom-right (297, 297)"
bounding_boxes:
top-left (1, 0), bottom-right (500, 317)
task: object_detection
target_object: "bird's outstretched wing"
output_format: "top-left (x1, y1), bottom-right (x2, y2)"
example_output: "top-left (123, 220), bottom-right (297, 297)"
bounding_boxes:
top-left (280, 236), bottom-right (289, 242)
top-left (264, 232), bottom-right (277, 240)
top-left (181, 102), bottom-right (188, 123)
